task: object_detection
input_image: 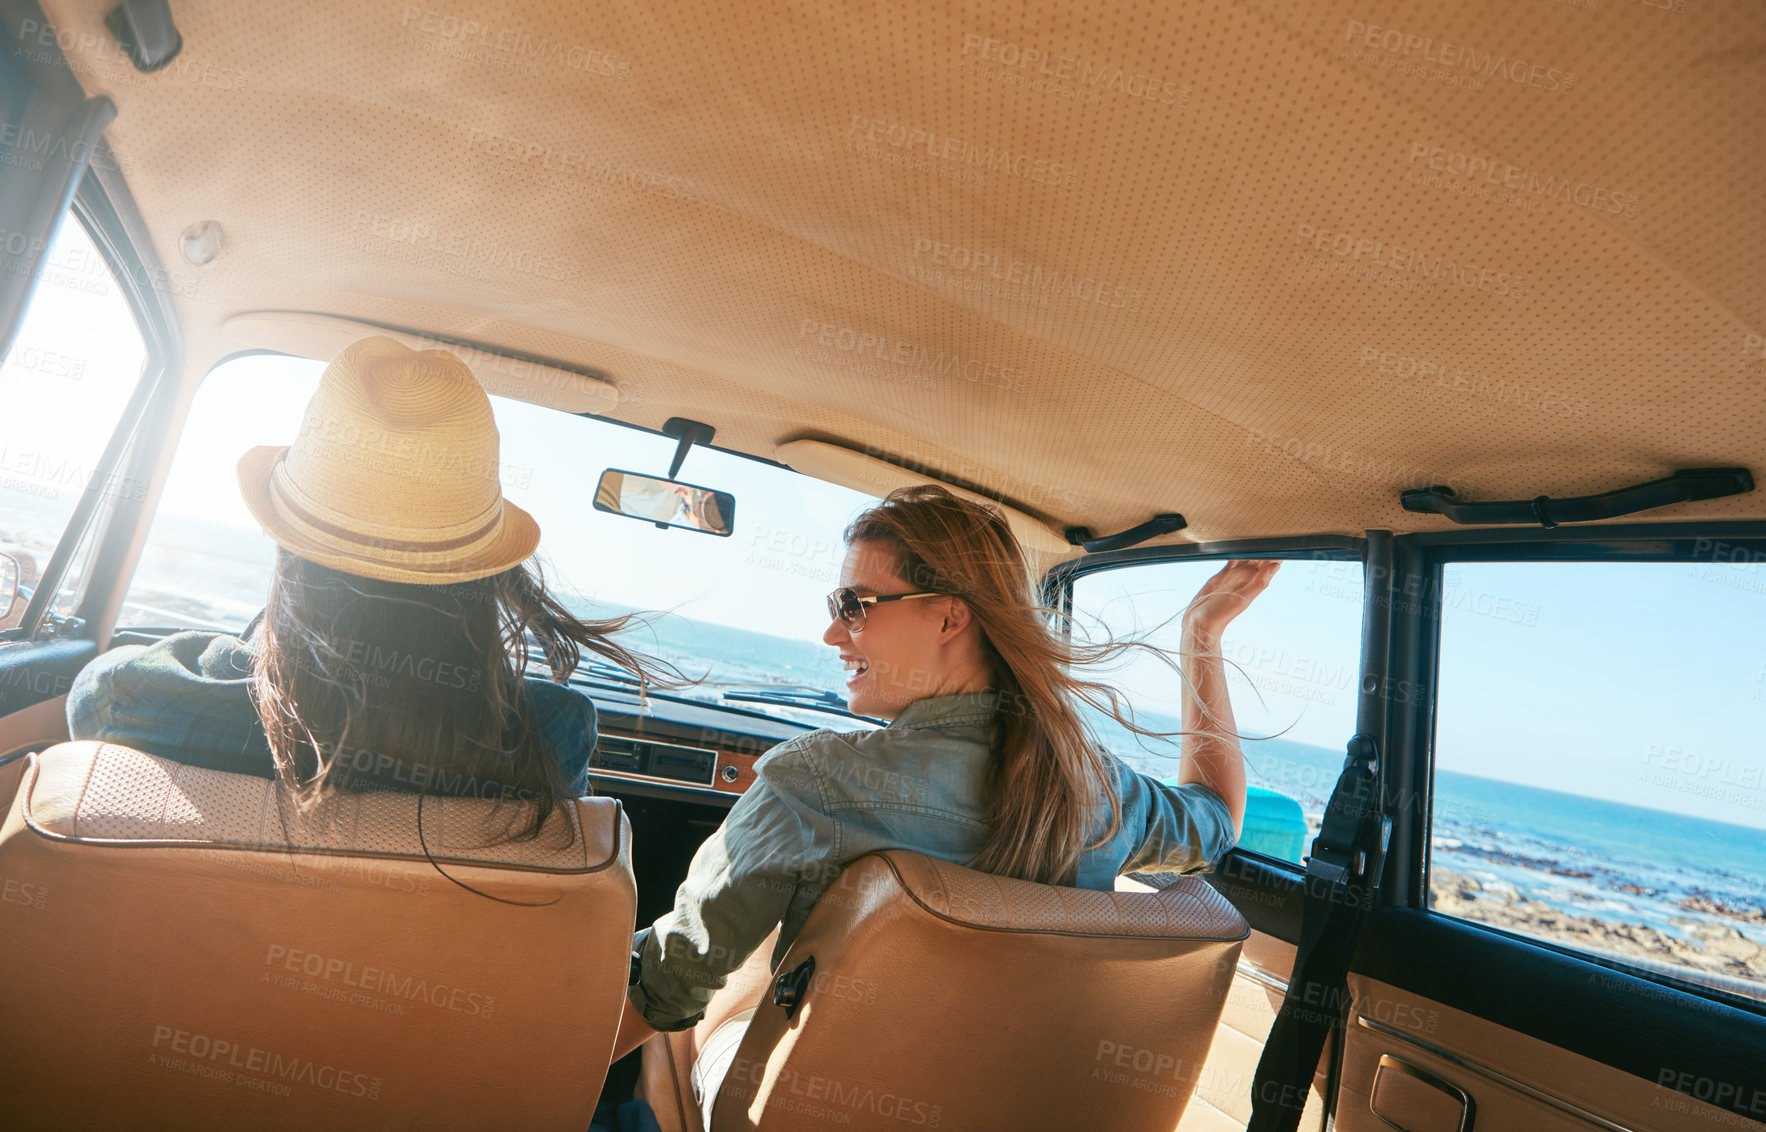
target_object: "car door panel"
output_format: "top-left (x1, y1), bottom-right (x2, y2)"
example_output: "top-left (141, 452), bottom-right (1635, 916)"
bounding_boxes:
top-left (0, 695), bottom-right (69, 762)
top-left (1338, 971), bottom-right (1766, 1132)
top-left (1351, 907), bottom-right (1766, 1098)
top-left (0, 639), bottom-right (92, 740)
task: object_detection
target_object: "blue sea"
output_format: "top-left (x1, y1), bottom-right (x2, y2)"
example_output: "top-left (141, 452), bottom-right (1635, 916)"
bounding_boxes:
top-left (1424, 772), bottom-right (1766, 941)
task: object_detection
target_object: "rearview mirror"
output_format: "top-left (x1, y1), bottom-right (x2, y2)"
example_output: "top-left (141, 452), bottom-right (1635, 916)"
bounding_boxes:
top-left (593, 469), bottom-right (735, 537)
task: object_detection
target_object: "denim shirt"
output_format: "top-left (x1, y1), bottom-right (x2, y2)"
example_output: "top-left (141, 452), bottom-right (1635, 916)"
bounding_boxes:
top-left (65, 631), bottom-right (600, 795)
top-left (628, 691), bottom-right (1236, 1031)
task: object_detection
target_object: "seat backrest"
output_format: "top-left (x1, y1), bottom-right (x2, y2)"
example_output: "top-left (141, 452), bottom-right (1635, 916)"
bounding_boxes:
top-left (0, 741), bottom-right (636, 1130)
top-left (711, 849), bottom-right (1249, 1132)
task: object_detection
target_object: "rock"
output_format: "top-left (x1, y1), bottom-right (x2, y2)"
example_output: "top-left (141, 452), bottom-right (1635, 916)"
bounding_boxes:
top-left (1697, 926), bottom-right (1764, 965)
top-left (1679, 893), bottom-right (1766, 925)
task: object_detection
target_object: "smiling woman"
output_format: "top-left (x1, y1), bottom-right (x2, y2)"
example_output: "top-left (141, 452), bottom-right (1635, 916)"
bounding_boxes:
top-left (120, 350), bottom-right (880, 705)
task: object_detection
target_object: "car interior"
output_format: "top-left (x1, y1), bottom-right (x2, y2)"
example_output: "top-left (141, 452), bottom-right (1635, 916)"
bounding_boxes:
top-left (2, 1), bottom-right (1765, 1129)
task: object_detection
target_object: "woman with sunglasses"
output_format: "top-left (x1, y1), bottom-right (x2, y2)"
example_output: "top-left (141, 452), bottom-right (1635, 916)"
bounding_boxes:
top-left (616, 484), bottom-right (1278, 1086)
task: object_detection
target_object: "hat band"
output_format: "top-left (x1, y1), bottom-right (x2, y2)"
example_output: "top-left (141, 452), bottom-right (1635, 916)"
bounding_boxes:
top-left (271, 476), bottom-right (504, 553)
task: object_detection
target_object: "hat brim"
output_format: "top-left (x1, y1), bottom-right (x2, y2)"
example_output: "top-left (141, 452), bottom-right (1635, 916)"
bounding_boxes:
top-left (236, 445), bottom-right (540, 585)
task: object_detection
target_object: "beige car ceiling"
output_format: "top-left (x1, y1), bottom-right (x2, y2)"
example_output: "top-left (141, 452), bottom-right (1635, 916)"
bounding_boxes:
top-left (34, 0), bottom-right (1766, 545)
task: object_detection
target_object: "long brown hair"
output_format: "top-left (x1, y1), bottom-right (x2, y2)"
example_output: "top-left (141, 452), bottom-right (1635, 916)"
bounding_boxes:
top-left (250, 549), bottom-right (683, 841)
top-left (847, 485), bottom-right (1219, 885)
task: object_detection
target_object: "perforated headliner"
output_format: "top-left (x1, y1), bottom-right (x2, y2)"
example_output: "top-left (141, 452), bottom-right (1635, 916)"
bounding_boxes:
top-left (33, 0), bottom-right (1766, 544)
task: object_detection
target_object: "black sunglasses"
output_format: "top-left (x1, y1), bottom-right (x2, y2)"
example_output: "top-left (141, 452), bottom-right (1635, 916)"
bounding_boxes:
top-left (826, 586), bottom-right (942, 631)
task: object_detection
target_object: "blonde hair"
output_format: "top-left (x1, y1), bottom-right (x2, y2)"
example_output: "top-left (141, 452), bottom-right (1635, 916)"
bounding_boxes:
top-left (846, 485), bottom-right (1209, 885)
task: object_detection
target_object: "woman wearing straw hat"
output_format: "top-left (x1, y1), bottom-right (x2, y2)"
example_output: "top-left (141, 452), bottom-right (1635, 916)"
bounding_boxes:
top-left (67, 336), bottom-right (674, 834)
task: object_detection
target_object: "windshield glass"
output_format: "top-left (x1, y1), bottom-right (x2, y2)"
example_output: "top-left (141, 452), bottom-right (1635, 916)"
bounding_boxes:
top-left (122, 353), bottom-right (879, 725)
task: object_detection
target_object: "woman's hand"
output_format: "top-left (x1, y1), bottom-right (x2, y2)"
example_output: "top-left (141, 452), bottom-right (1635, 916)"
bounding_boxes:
top-left (1183, 559), bottom-right (1280, 644)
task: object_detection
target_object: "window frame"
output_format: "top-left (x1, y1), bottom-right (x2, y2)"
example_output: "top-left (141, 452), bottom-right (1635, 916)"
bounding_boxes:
top-left (1046, 534), bottom-right (1370, 880)
top-left (1404, 518), bottom-right (1766, 1019)
top-left (0, 172), bottom-right (183, 644)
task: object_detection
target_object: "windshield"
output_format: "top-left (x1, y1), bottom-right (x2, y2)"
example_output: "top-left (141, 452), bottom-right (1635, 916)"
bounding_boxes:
top-left (121, 353), bottom-right (879, 725)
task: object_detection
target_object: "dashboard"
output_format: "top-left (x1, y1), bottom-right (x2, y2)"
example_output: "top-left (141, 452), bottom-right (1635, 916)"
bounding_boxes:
top-left (582, 680), bottom-right (817, 809)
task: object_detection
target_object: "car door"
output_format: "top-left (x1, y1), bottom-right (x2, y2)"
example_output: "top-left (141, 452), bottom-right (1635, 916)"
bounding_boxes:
top-left (1328, 524), bottom-right (1766, 1132)
top-left (0, 16), bottom-right (180, 773)
top-left (1051, 535), bottom-right (1369, 1131)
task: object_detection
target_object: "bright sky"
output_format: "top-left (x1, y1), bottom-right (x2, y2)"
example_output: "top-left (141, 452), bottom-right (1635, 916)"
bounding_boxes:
top-left (1435, 561), bottom-right (1766, 831)
top-left (7, 214), bottom-right (1762, 835)
top-left (1072, 556), bottom-right (1365, 755)
top-left (147, 353), bottom-right (874, 646)
top-left (0, 217), bottom-right (148, 545)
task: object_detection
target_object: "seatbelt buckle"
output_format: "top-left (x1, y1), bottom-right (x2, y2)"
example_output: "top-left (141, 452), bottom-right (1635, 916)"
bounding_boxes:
top-left (1304, 814), bottom-right (1392, 890)
top-left (1303, 844), bottom-right (1357, 887)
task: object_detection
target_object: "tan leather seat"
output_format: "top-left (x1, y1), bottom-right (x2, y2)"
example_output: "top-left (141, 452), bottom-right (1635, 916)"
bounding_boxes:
top-left (0, 741), bottom-right (637, 1130)
top-left (646, 848), bottom-right (1248, 1131)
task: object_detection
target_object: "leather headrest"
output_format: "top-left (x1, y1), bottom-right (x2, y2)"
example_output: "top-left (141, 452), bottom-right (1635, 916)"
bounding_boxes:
top-left (23, 741), bottom-right (613, 871)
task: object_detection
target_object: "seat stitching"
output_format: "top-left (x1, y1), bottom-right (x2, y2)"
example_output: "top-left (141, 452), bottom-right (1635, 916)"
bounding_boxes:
top-left (71, 744), bottom-right (107, 838)
top-left (870, 852), bottom-right (1248, 940)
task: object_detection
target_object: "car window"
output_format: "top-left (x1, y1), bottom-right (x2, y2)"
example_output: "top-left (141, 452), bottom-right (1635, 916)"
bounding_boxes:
top-left (121, 352), bottom-right (881, 726)
top-left (1431, 559), bottom-right (1766, 1004)
top-left (0, 210), bottom-right (149, 629)
top-left (1068, 553), bottom-right (1365, 864)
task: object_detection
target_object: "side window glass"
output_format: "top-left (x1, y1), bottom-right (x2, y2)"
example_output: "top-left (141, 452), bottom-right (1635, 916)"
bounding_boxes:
top-left (121, 356), bottom-right (320, 630)
top-left (1069, 553), bottom-right (1365, 864)
top-left (0, 211), bottom-right (149, 626)
top-left (1432, 560), bottom-right (1766, 1003)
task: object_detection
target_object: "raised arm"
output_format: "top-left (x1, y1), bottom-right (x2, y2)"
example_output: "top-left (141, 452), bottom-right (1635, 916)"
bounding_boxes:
top-left (1174, 559), bottom-right (1280, 839)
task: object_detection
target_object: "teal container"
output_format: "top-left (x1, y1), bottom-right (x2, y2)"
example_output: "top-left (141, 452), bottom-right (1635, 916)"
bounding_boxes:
top-left (1239, 785), bottom-right (1309, 861)
top-left (1161, 781), bottom-right (1310, 862)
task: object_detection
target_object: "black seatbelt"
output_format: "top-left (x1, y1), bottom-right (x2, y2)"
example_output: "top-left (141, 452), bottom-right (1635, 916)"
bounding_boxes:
top-left (1245, 737), bottom-right (1392, 1131)
top-left (1248, 534), bottom-right (1397, 1132)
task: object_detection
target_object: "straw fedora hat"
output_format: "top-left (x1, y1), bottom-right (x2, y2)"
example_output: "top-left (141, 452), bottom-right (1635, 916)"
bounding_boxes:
top-left (237, 336), bottom-right (539, 584)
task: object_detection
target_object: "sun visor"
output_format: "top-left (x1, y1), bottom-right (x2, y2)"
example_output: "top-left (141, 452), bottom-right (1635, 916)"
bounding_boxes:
top-left (221, 312), bottom-right (620, 415)
top-left (774, 439), bottom-right (1072, 558)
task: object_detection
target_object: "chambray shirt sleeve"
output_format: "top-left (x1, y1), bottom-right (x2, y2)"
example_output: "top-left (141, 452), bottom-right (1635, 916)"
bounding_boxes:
top-left (1115, 762), bottom-right (1239, 876)
top-left (628, 733), bottom-right (836, 1031)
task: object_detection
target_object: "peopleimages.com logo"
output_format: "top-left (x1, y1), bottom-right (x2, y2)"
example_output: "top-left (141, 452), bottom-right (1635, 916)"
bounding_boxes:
top-left (1294, 224), bottom-right (1526, 299)
top-left (1342, 21), bottom-right (1575, 92)
top-left (148, 1025), bottom-right (382, 1100)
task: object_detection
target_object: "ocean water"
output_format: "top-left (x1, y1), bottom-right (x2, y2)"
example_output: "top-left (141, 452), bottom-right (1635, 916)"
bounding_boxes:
top-left (1094, 715), bottom-right (1766, 955)
top-left (1427, 770), bottom-right (1766, 945)
top-left (584, 603), bottom-right (847, 692)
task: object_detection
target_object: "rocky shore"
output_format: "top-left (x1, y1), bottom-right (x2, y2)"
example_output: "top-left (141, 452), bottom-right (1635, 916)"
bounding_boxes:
top-left (1430, 868), bottom-right (1766, 984)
